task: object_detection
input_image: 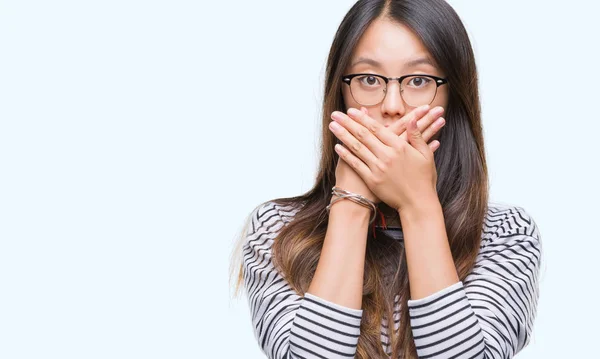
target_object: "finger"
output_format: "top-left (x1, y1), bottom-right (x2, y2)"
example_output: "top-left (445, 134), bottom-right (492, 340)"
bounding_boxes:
top-left (329, 119), bottom-right (379, 170)
top-left (407, 117), bottom-right (432, 158)
top-left (421, 116), bottom-right (446, 143)
top-left (429, 140), bottom-right (440, 152)
top-left (387, 105), bottom-right (430, 136)
top-left (334, 143), bottom-right (372, 180)
top-left (332, 108), bottom-right (394, 158)
top-left (342, 107), bottom-right (398, 148)
top-left (348, 107), bottom-right (398, 148)
top-left (399, 106), bottom-right (444, 142)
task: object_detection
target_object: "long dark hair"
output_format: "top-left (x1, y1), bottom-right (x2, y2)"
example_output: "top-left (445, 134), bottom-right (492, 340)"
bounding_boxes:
top-left (234, 0), bottom-right (488, 357)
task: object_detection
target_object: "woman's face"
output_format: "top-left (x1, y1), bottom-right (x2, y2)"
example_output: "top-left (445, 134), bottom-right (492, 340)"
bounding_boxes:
top-left (342, 18), bottom-right (449, 128)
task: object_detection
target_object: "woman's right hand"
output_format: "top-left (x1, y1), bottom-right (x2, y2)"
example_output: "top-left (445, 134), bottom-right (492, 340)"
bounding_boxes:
top-left (332, 106), bottom-right (445, 204)
top-left (333, 142), bottom-right (379, 203)
top-left (332, 107), bottom-right (379, 203)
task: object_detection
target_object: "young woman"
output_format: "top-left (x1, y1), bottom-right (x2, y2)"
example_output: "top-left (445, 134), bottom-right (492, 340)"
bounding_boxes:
top-left (233, 0), bottom-right (541, 358)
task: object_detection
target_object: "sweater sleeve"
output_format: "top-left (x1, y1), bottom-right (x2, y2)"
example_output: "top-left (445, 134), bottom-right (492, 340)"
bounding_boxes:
top-left (242, 202), bottom-right (363, 359)
top-left (406, 206), bottom-right (542, 359)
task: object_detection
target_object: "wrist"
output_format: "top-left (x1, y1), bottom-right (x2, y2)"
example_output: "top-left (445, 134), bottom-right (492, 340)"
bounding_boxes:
top-left (329, 199), bottom-right (373, 227)
top-left (398, 195), bottom-right (442, 222)
top-left (333, 182), bottom-right (377, 203)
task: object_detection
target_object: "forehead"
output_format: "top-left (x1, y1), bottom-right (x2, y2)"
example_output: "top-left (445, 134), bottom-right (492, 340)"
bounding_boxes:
top-left (350, 18), bottom-right (434, 71)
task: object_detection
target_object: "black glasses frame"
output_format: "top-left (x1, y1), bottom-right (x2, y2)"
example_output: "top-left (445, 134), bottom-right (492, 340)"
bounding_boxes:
top-left (341, 73), bottom-right (449, 106)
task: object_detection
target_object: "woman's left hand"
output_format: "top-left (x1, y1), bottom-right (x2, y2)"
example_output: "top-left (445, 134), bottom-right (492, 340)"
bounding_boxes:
top-left (328, 107), bottom-right (443, 213)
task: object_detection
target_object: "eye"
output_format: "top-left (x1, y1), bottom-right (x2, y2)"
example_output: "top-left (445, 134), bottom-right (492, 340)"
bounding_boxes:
top-left (358, 75), bottom-right (382, 87)
top-left (406, 76), bottom-right (432, 88)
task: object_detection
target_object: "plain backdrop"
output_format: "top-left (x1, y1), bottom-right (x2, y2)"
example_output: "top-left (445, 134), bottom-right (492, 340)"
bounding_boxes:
top-left (1, 0), bottom-right (599, 358)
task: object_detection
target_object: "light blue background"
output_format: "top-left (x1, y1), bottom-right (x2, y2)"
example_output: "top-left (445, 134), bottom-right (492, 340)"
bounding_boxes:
top-left (1, 0), bottom-right (598, 358)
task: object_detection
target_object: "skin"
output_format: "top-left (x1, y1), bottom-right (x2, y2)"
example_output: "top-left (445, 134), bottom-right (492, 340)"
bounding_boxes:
top-left (335, 17), bottom-right (449, 210)
top-left (308, 17), bottom-right (458, 306)
top-left (341, 18), bottom-right (449, 128)
top-left (341, 18), bottom-right (449, 225)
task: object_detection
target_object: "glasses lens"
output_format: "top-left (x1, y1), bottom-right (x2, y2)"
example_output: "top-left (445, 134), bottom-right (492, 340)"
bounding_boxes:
top-left (401, 76), bottom-right (437, 107)
top-left (349, 75), bottom-right (386, 106)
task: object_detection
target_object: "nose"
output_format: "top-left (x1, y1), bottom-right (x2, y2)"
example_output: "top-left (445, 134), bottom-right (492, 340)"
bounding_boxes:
top-left (380, 80), bottom-right (407, 126)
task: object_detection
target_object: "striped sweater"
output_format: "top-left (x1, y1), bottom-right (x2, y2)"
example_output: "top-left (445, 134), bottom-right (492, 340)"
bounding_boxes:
top-left (242, 201), bottom-right (541, 358)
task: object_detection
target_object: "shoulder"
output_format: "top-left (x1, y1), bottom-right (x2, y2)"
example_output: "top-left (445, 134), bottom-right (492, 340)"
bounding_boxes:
top-left (241, 200), bottom-right (303, 278)
top-left (247, 201), bottom-right (302, 235)
top-left (482, 202), bottom-right (541, 242)
top-left (479, 201), bottom-right (542, 261)
top-left (242, 200), bottom-right (303, 251)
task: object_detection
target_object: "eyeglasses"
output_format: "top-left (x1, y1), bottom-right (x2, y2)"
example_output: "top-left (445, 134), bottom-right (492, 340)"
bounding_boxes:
top-left (341, 73), bottom-right (448, 107)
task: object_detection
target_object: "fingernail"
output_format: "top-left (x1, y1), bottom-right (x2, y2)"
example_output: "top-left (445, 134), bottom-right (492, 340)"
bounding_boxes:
top-left (329, 121), bottom-right (341, 130)
top-left (331, 111), bottom-right (343, 121)
top-left (348, 108), bottom-right (361, 116)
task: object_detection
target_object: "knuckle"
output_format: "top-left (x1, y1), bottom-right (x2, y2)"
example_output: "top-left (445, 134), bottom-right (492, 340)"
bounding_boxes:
top-left (352, 141), bottom-right (362, 152)
top-left (380, 154), bottom-right (392, 166)
top-left (371, 175), bottom-right (382, 186)
top-left (356, 127), bottom-right (369, 140)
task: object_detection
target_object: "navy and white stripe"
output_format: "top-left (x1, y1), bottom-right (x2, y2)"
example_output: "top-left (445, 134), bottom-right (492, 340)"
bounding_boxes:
top-left (242, 202), bottom-right (541, 358)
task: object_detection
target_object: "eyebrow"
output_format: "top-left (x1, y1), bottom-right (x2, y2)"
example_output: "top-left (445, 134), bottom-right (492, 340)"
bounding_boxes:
top-left (350, 56), bottom-right (436, 69)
